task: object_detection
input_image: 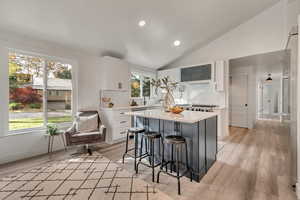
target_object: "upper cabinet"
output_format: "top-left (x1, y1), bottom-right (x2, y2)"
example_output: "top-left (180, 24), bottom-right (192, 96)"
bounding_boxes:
top-left (157, 68), bottom-right (180, 82)
top-left (181, 63), bottom-right (213, 83)
top-left (99, 56), bottom-right (130, 91)
top-left (158, 60), bottom-right (226, 92)
top-left (214, 60), bottom-right (225, 92)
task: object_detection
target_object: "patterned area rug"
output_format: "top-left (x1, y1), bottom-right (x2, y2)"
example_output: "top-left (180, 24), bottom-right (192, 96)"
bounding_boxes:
top-left (0, 154), bottom-right (172, 200)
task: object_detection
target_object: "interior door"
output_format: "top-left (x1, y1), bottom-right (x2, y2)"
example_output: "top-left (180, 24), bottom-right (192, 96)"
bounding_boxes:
top-left (229, 74), bottom-right (248, 128)
top-left (262, 84), bottom-right (272, 115)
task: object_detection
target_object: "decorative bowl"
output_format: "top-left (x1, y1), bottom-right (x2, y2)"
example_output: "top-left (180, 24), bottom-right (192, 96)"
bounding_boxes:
top-left (170, 106), bottom-right (184, 114)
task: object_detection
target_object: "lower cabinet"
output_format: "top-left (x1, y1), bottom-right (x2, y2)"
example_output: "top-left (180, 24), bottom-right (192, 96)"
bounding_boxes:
top-left (100, 109), bottom-right (131, 144)
top-left (205, 116), bottom-right (217, 170)
top-left (214, 108), bottom-right (229, 140)
top-left (100, 106), bottom-right (162, 144)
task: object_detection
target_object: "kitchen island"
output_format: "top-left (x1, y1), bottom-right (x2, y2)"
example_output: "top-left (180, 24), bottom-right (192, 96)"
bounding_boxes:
top-left (125, 109), bottom-right (218, 182)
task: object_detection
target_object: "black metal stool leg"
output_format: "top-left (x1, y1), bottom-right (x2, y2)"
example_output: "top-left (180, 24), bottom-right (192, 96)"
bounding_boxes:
top-left (145, 137), bottom-right (148, 154)
top-left (139, 135), bottom-right (145, 162)
top-left (122, 131), bottom-right (129, 164)
top-left (176, 145), bottom-right (181, 195)
top-left (160, 138), bottom-right (164, 170)
top-left (151, 139), bottom-right (155, 182)
top-left (134, 133), bottom-right (138, 172)
top-left (157, 138), bottom-right (163, 183)
top-left (139, 133), bottom-right (144, 157)
top-left (162, 138), bottom-right (168, 173)
top-left (170, 144), bottom-right (174, 173)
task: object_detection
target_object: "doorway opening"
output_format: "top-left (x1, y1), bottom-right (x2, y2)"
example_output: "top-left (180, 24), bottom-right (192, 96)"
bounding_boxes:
top-left (229, 50), bottom-right (290, 128)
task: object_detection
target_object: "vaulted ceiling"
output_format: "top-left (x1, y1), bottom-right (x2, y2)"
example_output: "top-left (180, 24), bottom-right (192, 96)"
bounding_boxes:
top-left (0, 0), bottom-right (279, 68)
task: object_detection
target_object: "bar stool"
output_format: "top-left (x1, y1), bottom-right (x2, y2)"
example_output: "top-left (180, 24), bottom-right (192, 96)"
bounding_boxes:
top-left (122, 127), bottom-right (145, 171)
top-left (157, 135), bottom-right (192, 195)
top-left (136, 131), bottom-right (162, 182)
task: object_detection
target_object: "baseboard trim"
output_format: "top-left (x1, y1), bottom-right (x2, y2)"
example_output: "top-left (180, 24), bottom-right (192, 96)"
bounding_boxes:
top-left (296, 182), bottom-right (300, 199)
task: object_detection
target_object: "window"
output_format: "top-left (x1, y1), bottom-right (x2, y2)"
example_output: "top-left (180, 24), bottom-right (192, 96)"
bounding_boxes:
top-left (131, 72), bottom-right (152, 98)
top-left (8, 52), bottom-right (73, 132)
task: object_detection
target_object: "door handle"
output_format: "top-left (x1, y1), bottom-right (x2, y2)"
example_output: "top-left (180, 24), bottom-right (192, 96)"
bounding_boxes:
top-left (245, 104), bottom-right (248, 107)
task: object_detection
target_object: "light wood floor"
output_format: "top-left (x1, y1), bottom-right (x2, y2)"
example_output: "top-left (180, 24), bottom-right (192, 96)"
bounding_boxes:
top-left (0, 120), bottom-right (297, 200)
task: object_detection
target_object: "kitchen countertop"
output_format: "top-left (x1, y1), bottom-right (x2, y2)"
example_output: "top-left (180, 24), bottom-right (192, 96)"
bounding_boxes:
top-left (100, 104), bottom-right (161, 111)
top-left (125, 109), bottom-right (218, 124)
top-left (213, 106), bottom-right (227, 110)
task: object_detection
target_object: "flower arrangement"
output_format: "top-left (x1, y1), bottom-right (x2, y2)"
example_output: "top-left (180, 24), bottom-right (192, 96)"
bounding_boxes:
top-left (151, 76), bottom-right (178, 111)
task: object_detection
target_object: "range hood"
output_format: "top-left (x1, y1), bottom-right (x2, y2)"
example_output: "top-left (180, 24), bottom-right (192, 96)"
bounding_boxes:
top-left (180, 64), bottom-right (213, 84)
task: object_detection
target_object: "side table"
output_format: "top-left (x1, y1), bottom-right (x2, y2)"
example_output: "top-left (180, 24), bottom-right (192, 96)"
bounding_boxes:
top-left (47, 131), bottom-right (67, 153)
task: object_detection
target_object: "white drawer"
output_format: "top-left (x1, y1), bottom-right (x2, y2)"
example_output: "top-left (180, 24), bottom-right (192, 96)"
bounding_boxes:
top-left (112, 126), bottom-right (128, 140)
top-left (119, 120), bottom-right (131, 128)
top-left (114, 111), bottom-right (131, 121)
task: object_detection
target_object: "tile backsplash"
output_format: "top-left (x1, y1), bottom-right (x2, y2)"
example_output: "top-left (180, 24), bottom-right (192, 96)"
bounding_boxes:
top-left (175, 83), bottom-right (225, 106)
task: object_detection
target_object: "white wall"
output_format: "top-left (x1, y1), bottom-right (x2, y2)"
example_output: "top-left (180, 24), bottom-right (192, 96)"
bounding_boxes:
top-left (0, 35), bottom-right (82, 164)
top-left (286, 0), bottom-right (300, 34)
top-left (166, 1), bottom-right (287, 68)
top-left (0, 31), bottom-right (155, 164)
top-left (0, 46), bottom-right (9, 139)
top-left (296, 15), bottom-right (300, 197)
top-left (77, 56), bottom-right (103, 110)
top-left (78, 57), bottom-right (157, 110)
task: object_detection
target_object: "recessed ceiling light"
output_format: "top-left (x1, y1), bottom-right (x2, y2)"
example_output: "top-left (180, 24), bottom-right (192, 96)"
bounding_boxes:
top-left (138, 20), bottom-right (146, 27)
top-left (173, 40), bottom-right (181, 46)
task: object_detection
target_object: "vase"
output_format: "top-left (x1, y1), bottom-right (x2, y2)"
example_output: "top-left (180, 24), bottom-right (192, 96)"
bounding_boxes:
top-left (163, 90), bottom-right (175, 112)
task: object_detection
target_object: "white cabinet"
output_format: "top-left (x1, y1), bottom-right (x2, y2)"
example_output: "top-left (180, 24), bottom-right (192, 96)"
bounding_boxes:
top-left (157, 68), bottom-right (180, 82)
top-left (214, 60), bottom-right (225, 91)
top-left (214, 108), bottom-right (229, 140)
top-left (100, 108), bottom-right (131, 144)
top-left (100, 56), bottom-right (130, 91)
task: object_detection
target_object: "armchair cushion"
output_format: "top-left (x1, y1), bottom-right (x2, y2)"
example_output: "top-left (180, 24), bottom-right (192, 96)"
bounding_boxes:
top-left (76, 113), bottom-right (98, 133)
top-left (73, 131), bottom-right (101, 137)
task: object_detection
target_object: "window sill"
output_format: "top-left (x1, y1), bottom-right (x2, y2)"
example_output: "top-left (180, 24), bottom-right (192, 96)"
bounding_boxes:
top-left (1, 122), bottom-right (72, 138)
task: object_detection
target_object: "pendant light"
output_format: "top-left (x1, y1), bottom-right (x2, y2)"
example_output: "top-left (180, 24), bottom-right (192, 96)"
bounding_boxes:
top-left (266, 74), bottom-right (272, 82)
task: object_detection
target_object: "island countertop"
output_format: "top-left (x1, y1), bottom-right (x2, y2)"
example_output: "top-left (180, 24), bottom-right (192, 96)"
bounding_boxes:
top-left (125, 109), bottom-right (218, 123)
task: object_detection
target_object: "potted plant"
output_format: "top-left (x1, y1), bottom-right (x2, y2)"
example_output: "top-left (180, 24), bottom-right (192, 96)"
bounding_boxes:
top-left (151, 76), bottom-right (178, 112)
top-left (47, 124), bottom-right (59, 136)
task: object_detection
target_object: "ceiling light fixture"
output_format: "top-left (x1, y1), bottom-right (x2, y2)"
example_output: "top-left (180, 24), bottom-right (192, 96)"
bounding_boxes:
top-left (266, 74), bottom-right (272, 82)
top-left (173, 40), bottom-right (181, 47)
top-left (138, 20), bottom-right (146, 27)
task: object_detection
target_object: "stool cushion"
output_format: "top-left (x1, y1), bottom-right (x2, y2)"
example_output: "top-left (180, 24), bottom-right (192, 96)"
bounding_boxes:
top-left (128, 127), bottom-right (145, 134)
top-left (144, 131), bottom-right (161, 139)
top-left (164, 135), bottom-right (186, 144)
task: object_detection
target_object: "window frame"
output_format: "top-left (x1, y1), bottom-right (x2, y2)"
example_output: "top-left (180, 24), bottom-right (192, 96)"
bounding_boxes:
top-left (7, 50), bottom-right (77, 135)
top-left (130, 71), bottom-right (155, 99)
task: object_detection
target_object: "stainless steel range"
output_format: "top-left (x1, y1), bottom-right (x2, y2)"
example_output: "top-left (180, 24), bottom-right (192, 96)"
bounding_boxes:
top-left (180, 104), bottom-right (218, 112)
